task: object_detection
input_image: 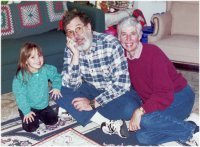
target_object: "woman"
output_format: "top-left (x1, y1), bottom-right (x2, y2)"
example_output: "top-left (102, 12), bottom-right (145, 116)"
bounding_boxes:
top-left (117, 17), bottom-right (199, 146)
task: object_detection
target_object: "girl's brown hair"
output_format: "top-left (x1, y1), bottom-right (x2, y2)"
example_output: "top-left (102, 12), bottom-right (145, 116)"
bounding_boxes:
top-left (16, 42), bottom-right (43, 78)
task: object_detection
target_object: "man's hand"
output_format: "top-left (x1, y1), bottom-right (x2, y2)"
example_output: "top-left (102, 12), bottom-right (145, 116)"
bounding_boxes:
top-left (129, 108), bottom-right (143, 131)
top-left (23, 111), bottom-right (36, 124)
top-left (67, 37), bottom-right (79, 55)
top-left (66, 37), bottom-right (79, 65)
top-left (72, 97), bottom-right (92, 111)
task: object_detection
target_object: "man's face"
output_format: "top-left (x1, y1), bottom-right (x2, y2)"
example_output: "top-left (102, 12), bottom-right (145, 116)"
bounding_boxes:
top-left (119, 26), bottom-right (140, 53)
top-left (66, 17), bottom-right (93, 52)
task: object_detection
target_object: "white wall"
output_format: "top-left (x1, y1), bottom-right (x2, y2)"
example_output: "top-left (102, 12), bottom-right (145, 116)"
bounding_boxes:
top-left (134, 1), bottom-right (166, 26)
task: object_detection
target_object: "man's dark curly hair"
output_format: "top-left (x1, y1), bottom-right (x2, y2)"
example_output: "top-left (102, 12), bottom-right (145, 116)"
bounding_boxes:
top-left (62, 9), bottom-right (91, 33)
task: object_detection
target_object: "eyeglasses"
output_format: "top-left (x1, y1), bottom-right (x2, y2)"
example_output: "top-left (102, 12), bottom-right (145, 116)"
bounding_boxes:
top-left (66, 26), bottom-right (84, 38)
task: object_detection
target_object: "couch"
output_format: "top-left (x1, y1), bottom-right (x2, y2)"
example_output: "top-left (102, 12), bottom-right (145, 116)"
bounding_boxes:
top-left (148, 1), bottom-right (199, 66)
top-left (1, 1), bottom-right (105, 94)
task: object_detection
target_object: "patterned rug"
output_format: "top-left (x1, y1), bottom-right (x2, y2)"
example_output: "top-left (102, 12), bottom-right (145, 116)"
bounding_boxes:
top-left (1, 105), bottom-right (139, 146)
top-left (1, 114), bottom-right (79, 146)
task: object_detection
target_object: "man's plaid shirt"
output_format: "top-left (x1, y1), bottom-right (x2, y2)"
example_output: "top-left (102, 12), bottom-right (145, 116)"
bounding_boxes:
top-left (62, 31), bottom-right (130, 106)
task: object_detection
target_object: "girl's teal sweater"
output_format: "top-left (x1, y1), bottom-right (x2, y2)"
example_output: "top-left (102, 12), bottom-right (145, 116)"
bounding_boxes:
top-left (12, 64), bottom-right (61, 115)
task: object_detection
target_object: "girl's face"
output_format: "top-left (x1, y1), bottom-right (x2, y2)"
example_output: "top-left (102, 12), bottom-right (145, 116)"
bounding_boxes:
top-left (119, 26), bottom-right (140, 53)
top-left (26, 48), bottom-right (44, 73)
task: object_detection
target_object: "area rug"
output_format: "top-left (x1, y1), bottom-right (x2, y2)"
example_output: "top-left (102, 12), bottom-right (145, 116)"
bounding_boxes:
top-left (1, 116), bottom-right (79, 146)
top-left (33, 128), bottom-right (100, 146)
top-left (1, 106), bottom-right (139, 146)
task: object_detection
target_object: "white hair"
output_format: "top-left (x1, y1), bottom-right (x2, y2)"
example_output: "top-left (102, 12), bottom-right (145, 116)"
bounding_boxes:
top-left (117, 17), bottom-right (143, 38)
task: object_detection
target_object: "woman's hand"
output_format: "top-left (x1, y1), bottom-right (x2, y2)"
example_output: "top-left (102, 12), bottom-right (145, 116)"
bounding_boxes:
top-left (129, 108), bottom-right (144, 131)
top-left (49, 89), bottom-right (62, 100)
top-left (23, 111), bottom-right (36, 124)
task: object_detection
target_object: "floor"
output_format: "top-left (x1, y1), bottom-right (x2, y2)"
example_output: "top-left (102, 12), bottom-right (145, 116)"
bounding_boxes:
top-left (1, 69), bottom-right (199, 122)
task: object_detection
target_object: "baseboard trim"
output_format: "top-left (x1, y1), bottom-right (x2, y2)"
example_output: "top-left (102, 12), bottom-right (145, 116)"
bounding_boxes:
top-left (173, 62), bottom-right (199, 72)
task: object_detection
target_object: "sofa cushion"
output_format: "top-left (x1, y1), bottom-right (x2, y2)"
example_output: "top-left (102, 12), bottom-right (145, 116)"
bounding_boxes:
top-left (171, 2), bottom-right (199, 36)
top-left (152, 35), bottom-right (199, 64)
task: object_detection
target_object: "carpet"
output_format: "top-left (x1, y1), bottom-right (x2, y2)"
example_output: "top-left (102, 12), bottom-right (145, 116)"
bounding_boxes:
top-left (33, 128), bottom-right (100, 146)
top-left (85, 128), bottom-right (139, 146)
top-left (1, 106), bottom-right (139, 146)
top-left (1, 116), bottom-right (79, 146)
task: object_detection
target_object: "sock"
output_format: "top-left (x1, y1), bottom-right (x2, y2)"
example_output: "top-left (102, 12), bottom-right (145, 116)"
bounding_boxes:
top-left (188, 121), bottom-right (199, 133)
top-left (90, 112), bottom-right (110, 125)
top-left (194, 126), bottom-right (199, 133)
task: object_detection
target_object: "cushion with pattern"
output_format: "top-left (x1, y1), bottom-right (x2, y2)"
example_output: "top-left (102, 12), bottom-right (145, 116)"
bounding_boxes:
top-left (1, 5), bottom-right (15, 38)
top-left (1, 1), bottom-right (67, 39)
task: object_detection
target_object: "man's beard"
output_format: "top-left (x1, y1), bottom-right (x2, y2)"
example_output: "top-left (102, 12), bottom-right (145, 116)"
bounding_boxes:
top-left (77, 39), bottom-right (91, 51)
top-left (77, 34), bottom-right (93, 52)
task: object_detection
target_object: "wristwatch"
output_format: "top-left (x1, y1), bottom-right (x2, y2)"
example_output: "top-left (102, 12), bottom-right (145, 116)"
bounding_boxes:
top-left (139, 107), bottom-right (145, 114)
top-left (89, 100), bottom-right (96, 110)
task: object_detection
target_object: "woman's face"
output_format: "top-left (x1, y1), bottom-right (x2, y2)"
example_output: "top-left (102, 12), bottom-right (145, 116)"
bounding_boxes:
top-left (119, 26), bottom-right (140, 53)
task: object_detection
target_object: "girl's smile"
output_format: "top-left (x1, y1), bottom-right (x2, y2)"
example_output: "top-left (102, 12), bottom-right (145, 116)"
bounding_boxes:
top-left (26, 48), bottom-right (44, 73)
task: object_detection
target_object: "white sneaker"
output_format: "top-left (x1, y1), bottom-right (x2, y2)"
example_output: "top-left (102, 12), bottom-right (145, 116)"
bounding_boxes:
top-left (58, 107), bottom-right (67, 116)
top-left (186, 132), bottom-right (199, 146)
top-left (185, 113), bottom-right (199, 126)
top-left (101, 120), bottom-right (129, 138)
top-left (58, 107), bottom-right (74, 121)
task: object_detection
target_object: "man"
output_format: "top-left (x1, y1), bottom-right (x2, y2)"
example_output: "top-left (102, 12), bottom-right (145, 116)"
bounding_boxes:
top-left (55, 10), bottom-right (140, 138)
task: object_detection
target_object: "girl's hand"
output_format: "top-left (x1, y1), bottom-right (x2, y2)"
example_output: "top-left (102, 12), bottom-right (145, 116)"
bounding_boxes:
top-left (49, 89), bottom-right (62, 100)
top-left (129, 108), bottom-right (143, 131)
top-left (23, 111), bottom-right (36, 124)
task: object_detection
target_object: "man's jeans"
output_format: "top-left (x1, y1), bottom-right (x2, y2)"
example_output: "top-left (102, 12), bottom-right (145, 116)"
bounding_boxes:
top-left (135, 85), bottom-right (196, 145)
top-left (56, 82), bottom-right (140, 126)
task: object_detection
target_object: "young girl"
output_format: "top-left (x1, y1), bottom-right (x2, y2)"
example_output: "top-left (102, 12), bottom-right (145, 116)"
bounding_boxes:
top-left (12, 42), bottom-right (62, 132)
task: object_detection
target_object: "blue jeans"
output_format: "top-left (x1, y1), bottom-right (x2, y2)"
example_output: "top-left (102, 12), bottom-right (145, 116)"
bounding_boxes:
top-left (135, 85), bottom-right (196, 145)
top-left (55, 82), bottom-right (140, 126)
